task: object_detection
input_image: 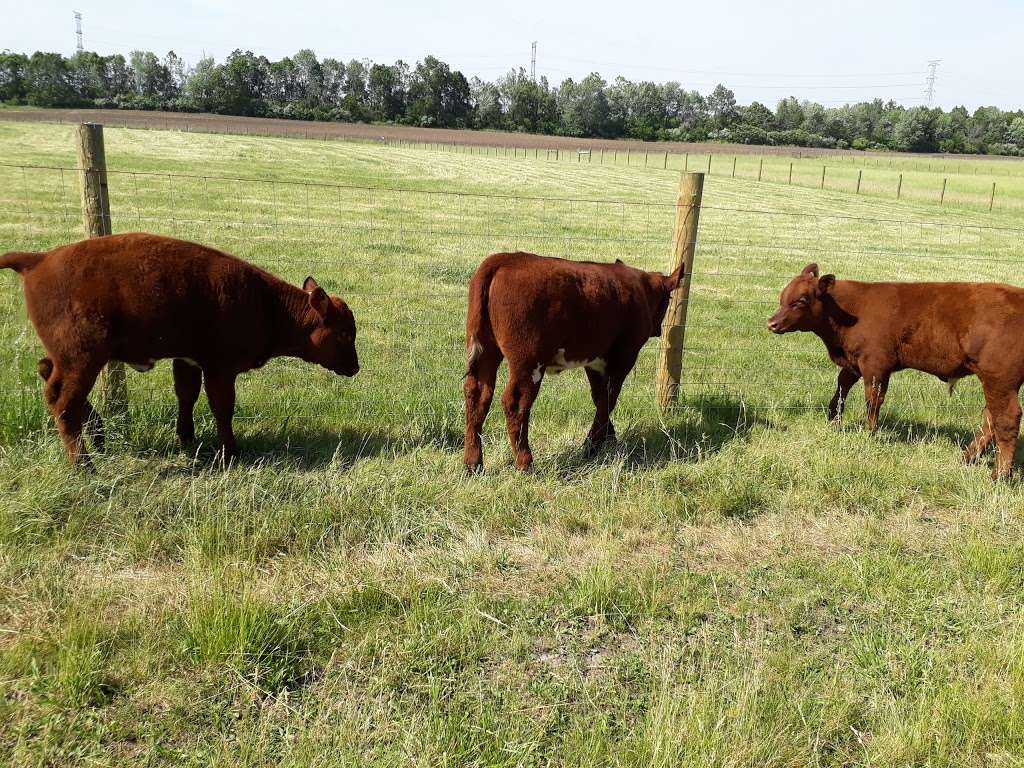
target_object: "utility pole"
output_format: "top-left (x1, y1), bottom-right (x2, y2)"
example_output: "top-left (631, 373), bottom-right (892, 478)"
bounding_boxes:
top-left (74, 11), bottom-right (84, 53)
top-left (530, 41), bottom-right (537, 82)
top-left (925, 59), bottom-right (941, 106)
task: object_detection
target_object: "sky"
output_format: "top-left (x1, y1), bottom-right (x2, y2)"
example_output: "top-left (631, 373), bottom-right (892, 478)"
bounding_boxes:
top-left (1, 0), bottom-right (1020, 111)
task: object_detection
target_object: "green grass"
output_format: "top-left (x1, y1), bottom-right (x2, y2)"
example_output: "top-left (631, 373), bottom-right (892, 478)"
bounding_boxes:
top-left (2, 120), bottom-right (1024, 766)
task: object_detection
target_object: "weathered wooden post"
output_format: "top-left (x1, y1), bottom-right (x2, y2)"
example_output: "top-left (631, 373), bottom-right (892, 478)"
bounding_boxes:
top-left (663, 152), bottom-right (668, 169)
top-left (732, 157), bottom-right (737, 178)
top-left (76, 123), bottom-right (127, 417)
top-left (656, 172), bottom-right (705, 410)
top-left (897, 173), bottom-right (903, 200)
top-left (940, 177), bottom-right (947, 205)
top-left (990, 182), bottom-right (997, 211)
top-left (856, 169), bottom-right (862, 194)
top-left (820, 165), bottom-right (826, 189)
top-left (758, 157), bottom-right (763, 182)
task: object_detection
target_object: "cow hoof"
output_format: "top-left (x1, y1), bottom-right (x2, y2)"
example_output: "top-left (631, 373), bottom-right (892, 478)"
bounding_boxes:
top-left (464, 462), bottom-right (484, 475)
top-left (514, 456), bottom-right (534, 472)
top-left (583, 434), bottom-right (617, 457)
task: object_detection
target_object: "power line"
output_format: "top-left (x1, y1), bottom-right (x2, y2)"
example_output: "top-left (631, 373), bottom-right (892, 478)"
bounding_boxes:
top-left (925, 59), bottom-right (941, 106)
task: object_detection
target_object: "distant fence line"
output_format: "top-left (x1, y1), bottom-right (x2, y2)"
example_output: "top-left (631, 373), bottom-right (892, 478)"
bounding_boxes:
top-left (2, 111), bottom-right (1020, 214)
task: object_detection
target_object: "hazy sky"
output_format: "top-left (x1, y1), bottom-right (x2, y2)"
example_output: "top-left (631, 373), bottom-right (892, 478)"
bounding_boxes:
top-left (1, 0), bottom-right (1019, 111)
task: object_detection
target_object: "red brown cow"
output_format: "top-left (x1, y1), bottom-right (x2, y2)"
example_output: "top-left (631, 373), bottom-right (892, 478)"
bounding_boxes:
top-left (0, 232), bottom-right (359, 463)
top-left (463, 251), bottom-right (684, 472)
top-left (768, 262), bottom-right (1024, 479)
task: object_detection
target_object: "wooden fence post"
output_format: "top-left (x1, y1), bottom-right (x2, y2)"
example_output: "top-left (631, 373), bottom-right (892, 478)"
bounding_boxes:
top-left (663, 152), bottom-right (668, 169)
top-left (684, 153), bottom-right (689, 171)
top-left (856, 169), bottom-right (862, 194)
top-left (897, 173), bottom-right (903, 200)
top-left (706, 154), bottom-right (712, 174)
top-left (76, 123), bottom-right (127, 418)
top-left (732, 157), bottom-right (737, 178)
top-left (656, 172), bottom-right (705, 411)
top-left (940, 177), bottom-right (947, 205)
top-left (788, 162), bottom-right (793, 184)
top-left (758, 157), bottom-right (763, 182)
top-left (820, 165), bottom-right (826, 190)
top-left (990, 182), bottom-right (997, 211)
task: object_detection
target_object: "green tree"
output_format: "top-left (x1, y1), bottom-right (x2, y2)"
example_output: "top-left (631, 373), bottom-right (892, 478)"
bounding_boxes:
top-left (557, 74), bottom-right (611, 137)
top-left (367, 62), bottom-right (407, 121)
top-left (0, 52), bottom-right (28, 102)
top-left (24, 52), bottom-right (78, 106)
top-left (406, 56), bottom-right (471, 128)
top-left (707, 84), bottom-right (738, 128)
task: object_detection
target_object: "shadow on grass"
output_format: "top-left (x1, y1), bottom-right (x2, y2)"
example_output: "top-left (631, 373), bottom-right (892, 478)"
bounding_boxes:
top-left (875, 416), bottom-right (977, 449)
top-left (549, 393), bottom-right (781, 475)
top-left (191, 418), bottom-right (464, 471)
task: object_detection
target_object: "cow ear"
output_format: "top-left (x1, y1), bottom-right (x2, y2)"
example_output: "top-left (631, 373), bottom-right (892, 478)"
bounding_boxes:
top-left (801, 263), bottom-right (819, 278)
top-left (308, 287), bottom-right (331, 319)
top-left (817, 274), bottom-right (836, 297)
top-left (615, 258), bottom-right (624, 264)
top-left (302, 276), bottom-right (320, 292)
top-left (663, 265), bottom-right (685, 292)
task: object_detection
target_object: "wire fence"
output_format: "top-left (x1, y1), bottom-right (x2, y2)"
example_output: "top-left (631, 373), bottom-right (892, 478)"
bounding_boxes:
top-left (3, 159), bottom-right (1024, 455)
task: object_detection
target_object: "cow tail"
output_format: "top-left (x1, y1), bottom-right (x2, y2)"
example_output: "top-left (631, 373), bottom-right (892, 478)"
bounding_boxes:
top-left (0, 251), bottom-right (45, 274)
top-left (465, 261), bottom-right (498, 378)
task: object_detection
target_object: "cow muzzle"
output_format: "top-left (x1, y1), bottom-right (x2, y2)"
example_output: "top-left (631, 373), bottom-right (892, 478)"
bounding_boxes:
top-left (767, 311), bottom-right (788, 334)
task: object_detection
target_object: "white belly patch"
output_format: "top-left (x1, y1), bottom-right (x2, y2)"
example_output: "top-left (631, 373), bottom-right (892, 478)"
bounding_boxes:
top-left (545, 348), bottom-right (607, 376)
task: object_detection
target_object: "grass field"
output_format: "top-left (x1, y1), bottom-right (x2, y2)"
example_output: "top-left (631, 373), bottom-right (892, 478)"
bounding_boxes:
top-left (3, 121), bottom-right (1024, 766)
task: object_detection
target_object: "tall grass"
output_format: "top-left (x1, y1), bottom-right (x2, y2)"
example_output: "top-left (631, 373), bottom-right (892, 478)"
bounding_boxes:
top-left (1, 121), bottom-right (1024, 766)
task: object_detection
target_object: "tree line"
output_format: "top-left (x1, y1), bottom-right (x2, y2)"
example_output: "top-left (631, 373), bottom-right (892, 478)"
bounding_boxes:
top-left (2, 48), bottom-right (1024, 156)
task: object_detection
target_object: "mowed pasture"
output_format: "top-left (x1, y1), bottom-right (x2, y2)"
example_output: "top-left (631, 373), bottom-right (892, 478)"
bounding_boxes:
top-left (2, 120), bottom-right (1024, 766)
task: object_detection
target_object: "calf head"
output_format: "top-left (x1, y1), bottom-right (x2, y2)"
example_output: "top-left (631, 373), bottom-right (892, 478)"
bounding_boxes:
top-left (646, 264), bottom-right (686, 337)
top-left (767, 263), bottom-right (835, 334)
top-left (303, 276), bottom-right (360, 376)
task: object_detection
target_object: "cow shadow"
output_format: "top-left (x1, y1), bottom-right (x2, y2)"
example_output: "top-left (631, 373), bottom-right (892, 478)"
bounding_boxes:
top-left (549, 394), bottom-right (779, 475)
top-left (874, 416), bottom-right (977, 449)
top-left (147, 418), bottom-right (462, 474)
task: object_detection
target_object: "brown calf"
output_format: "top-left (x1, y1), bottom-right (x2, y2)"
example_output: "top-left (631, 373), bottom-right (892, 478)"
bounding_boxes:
top-left (0, 232), bottom-right (359, 463)
top-left (464, 251), bottom-right (683, 471)
top-left (768, 263), bottom-right (1024, 478)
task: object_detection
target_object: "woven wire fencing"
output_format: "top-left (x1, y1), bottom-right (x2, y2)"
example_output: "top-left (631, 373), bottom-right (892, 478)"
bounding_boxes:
top-left (3, 161), bottom-right (1024, 455)
top-left (687, 201), bottom-right (1024, 439)
top-left (0, 163), bottom-right (680, 449)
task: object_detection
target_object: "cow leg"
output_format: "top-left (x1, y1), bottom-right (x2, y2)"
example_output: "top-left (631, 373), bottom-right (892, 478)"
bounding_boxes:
top-left (828, 368), bottom-right (861, 422)
top-left (173, 359), bottom-right (203, 446)
top-left (463, 345), bottom-right (502, 472)
top-left (584, 364), bottom-right (628, 455)
top-left (203, 370), bottom-right (238, 463)
top-left (39, 356), bottom-right (104, 451)
top-left (963, 407), bottom-right (994, 464)
top-left (43, 362), bottom-right (102, 465)
top-left (981, 382), bottom-right (1022, 480)
top-left (502, 364), bottom-right (543, 471)
top-left (863, 369), bottom-right (891, 432)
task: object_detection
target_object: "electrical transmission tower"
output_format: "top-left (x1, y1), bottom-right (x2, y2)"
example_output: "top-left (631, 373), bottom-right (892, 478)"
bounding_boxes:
top-left (925, 59), bottom-right (941, 106)
top-left (531, 41), bottom-right (537, 82)
top-left (74, 11), bottom-right (83, 53)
